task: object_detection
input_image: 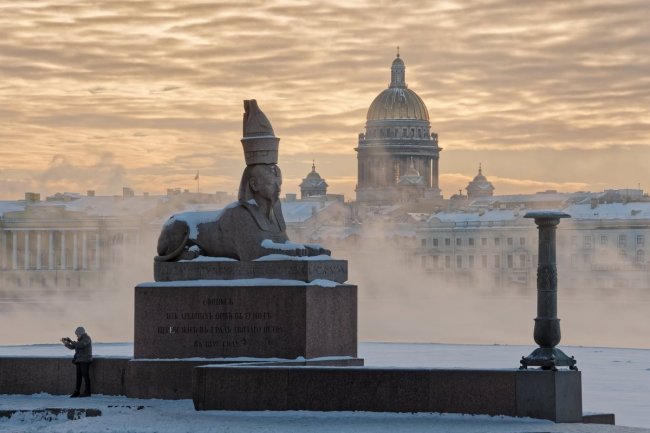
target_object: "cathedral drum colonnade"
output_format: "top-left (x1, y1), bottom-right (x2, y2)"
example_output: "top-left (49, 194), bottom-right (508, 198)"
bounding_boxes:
top-left (355, 52), bottom-right (442, 204)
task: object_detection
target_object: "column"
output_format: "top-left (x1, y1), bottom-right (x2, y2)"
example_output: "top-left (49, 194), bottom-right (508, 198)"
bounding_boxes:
top-left (432, 157), bottom-right (439, 190)
top-left (520, 211), bottom-right (577, 370)
top-left (48, 232), bottom-right (54, 270)
top-left (36, 231), bottom-right (42, 270)
top-left (1, 231), bottom-right (6, 269)
top-left (72, 232), bottom-right (78, 270)
top-left (82, 232), bottom-right (87, 270)
top-left (23, 231), bottom-right (29, 270)
top-left (61, 231), bottom-right (66, 269)
top-left (122, 231), bottom-right (128, 263)
top-left (12, 231), bottom-right (18, 270)
top-left (94, 232), bottom-right (100, 270)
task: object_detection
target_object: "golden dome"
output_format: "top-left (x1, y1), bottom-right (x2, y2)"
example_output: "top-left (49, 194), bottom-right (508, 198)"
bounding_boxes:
top-left (366, 54), bottom-right (429, 121)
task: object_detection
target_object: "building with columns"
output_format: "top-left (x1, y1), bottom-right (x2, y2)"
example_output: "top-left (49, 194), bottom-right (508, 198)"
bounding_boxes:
top-left (0, 194), bottom-right (159, 296)
top-left (355, 53), bottom-right (442, 204)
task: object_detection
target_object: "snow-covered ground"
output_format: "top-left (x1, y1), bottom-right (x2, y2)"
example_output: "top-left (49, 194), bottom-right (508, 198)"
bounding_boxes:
top-left (1, 342), bottom-right (649, 432)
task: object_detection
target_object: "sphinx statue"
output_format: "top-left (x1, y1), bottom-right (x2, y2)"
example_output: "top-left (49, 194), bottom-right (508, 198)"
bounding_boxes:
top-left (155, 100), bottom-right (330, 262)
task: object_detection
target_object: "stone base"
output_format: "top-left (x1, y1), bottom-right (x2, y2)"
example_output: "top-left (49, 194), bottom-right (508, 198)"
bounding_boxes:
top-left (134, 281), bottom-right (357, 359)
top-left (582, 413), bottom-right (616, 425)
top-left (0, 356), bottom-right (363, 400)
top-left (520, 347), bottom-right (578, 370)
top-left (193, 367), bottom-right (584, 423)
top-left (0, 357), bottom-right (129, 396)
top-left (128, 357), bottom-right (364, 399)
top-left (153, 259), bottom-right (348, 283)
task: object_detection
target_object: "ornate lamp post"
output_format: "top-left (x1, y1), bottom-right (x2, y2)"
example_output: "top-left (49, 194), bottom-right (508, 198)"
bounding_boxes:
top-left (520, 211), bottom-right (577, 371)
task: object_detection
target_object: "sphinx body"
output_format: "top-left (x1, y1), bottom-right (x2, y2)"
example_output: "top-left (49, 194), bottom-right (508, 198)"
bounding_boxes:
top-left (155, 100), bottom-right (330, 262)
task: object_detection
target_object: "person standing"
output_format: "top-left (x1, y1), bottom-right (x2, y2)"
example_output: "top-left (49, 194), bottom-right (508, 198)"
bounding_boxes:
top-left (61, 326), bottom-right (92, 398)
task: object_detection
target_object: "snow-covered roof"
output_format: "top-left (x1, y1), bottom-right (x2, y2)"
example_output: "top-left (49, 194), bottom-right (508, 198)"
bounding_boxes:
top-left (0, 201), bottom-right (25, 217)
top-left (281, 200), bottom-right (336, 223)
top-left (564, 202), bottom-right (650, 220)
top-left (470, 192), bottom-right (578, 205)
top-left (62, 196), bottom-right (163, 217)
top-left (427, 209), bottom-right (522, 224)
top-left (310, 225), bottom-right (361, 241)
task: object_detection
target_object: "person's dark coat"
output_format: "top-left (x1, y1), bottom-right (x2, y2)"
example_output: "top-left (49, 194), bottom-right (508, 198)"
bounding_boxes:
top-left (64, 333), bottom-right (93, 363)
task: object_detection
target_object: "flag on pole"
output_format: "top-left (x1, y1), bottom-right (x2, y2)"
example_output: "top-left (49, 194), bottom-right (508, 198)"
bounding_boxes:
top-left (194, 171), bottom-right (199, 180)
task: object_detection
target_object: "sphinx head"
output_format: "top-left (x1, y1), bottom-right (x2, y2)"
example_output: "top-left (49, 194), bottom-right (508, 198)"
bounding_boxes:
top-left (238, 163), bottom-right (282, 204)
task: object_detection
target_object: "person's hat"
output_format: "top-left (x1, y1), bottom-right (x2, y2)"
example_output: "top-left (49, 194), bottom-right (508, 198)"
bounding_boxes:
top-left (240, 99), bottom-right (279, 165)
top-left (75, 326), bottom-right (86, 336)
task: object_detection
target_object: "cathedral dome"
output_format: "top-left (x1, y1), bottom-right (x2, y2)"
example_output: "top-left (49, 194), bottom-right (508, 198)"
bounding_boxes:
top-left (366, 54), bottom-right (429, 121)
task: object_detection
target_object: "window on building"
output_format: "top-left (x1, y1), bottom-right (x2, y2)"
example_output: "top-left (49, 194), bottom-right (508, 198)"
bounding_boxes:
top-left (433, 238), bottom-right (439, 247)
top-left (507, 237), bottom-right (513, 246)
top-left (445, 256), bottom-right (451, 268)
top-left (494, 237), bottom-right (500, 246)
top-left (519, 255), bottom-right (526, 268)
top-left (481, 237), bottom-right (487, 247)
top-left (519, 237), bottom-right (525, 246)
top-left (456, 255), bottom-right (462, 268)
top-left (481, 255), bottom-right (488, 268)
top-left (600, 235), bottom-right (608, 245)
top-left (494, 255), bottom-right (500, 268)
top-left (456, 238), bottom-right (462, 246)
top-left (636, 250), bottom-right (645, 265)
top-left (507, 255), bottom-right (513, 268)
top-left (618, 235), bottom-right (627, 248)
top-left (584, 236), bottom-right (592, 249)
top-left (421, 256), bottom-right (426, 267)
top-left (445, 238), bottom-right (451, 246)
top-left (421, 238), bottom-right (426, 247)
top-left (637, 234), bottom-right (645, 247)
top-left (432, 255), bottom-right (439, 268)
top-left (469, 238), bottom-right (475, 247)
top-left (468, 255), bottom-right (475, 268)
top-left (403, 128), bottom-right (407, 137)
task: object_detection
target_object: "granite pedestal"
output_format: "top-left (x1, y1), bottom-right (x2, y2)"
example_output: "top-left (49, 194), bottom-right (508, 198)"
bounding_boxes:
top-left (153, 259), bottom-right (348, 283)
top-left (192, 366), bottom-right (583, 423)
top-left (134, 281), bottom-right (357, 360)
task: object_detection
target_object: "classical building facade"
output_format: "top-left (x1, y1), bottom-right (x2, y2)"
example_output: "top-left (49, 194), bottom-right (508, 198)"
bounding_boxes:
top-left (415, 199), bottom-right (650, 291)
top-left (0, 194), bottom-right (159, 298)
top-left (356, 53), bottom-right (442, 204)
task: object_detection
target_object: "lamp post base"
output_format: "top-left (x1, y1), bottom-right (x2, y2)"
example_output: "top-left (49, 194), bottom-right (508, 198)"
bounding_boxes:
top-left (520, 347), bottom-right (578, 371)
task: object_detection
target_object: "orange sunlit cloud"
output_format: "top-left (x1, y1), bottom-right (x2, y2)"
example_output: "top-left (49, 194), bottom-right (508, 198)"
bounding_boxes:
top-left (1, 1), bottom-right (649, 200)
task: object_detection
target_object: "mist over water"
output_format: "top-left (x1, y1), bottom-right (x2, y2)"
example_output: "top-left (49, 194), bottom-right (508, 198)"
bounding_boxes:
top-left (1, 230), bottom-right (649, 350)
top-left (347, 232), bottom-right (650, 350)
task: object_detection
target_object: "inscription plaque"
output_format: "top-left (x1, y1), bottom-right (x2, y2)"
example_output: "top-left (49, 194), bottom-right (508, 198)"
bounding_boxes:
top-left (134, 282), bottom-right (357, 359)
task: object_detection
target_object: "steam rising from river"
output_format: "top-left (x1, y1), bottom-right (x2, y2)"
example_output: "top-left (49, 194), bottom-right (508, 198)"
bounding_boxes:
top-left (346, 227), bottom-right (650, 350)
top-left (1, 226), bottom-right (649, 350)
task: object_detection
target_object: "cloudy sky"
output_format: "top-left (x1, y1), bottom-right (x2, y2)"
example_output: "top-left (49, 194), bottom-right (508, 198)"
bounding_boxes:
top-left (1, 0), bottom-right (649, 200)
